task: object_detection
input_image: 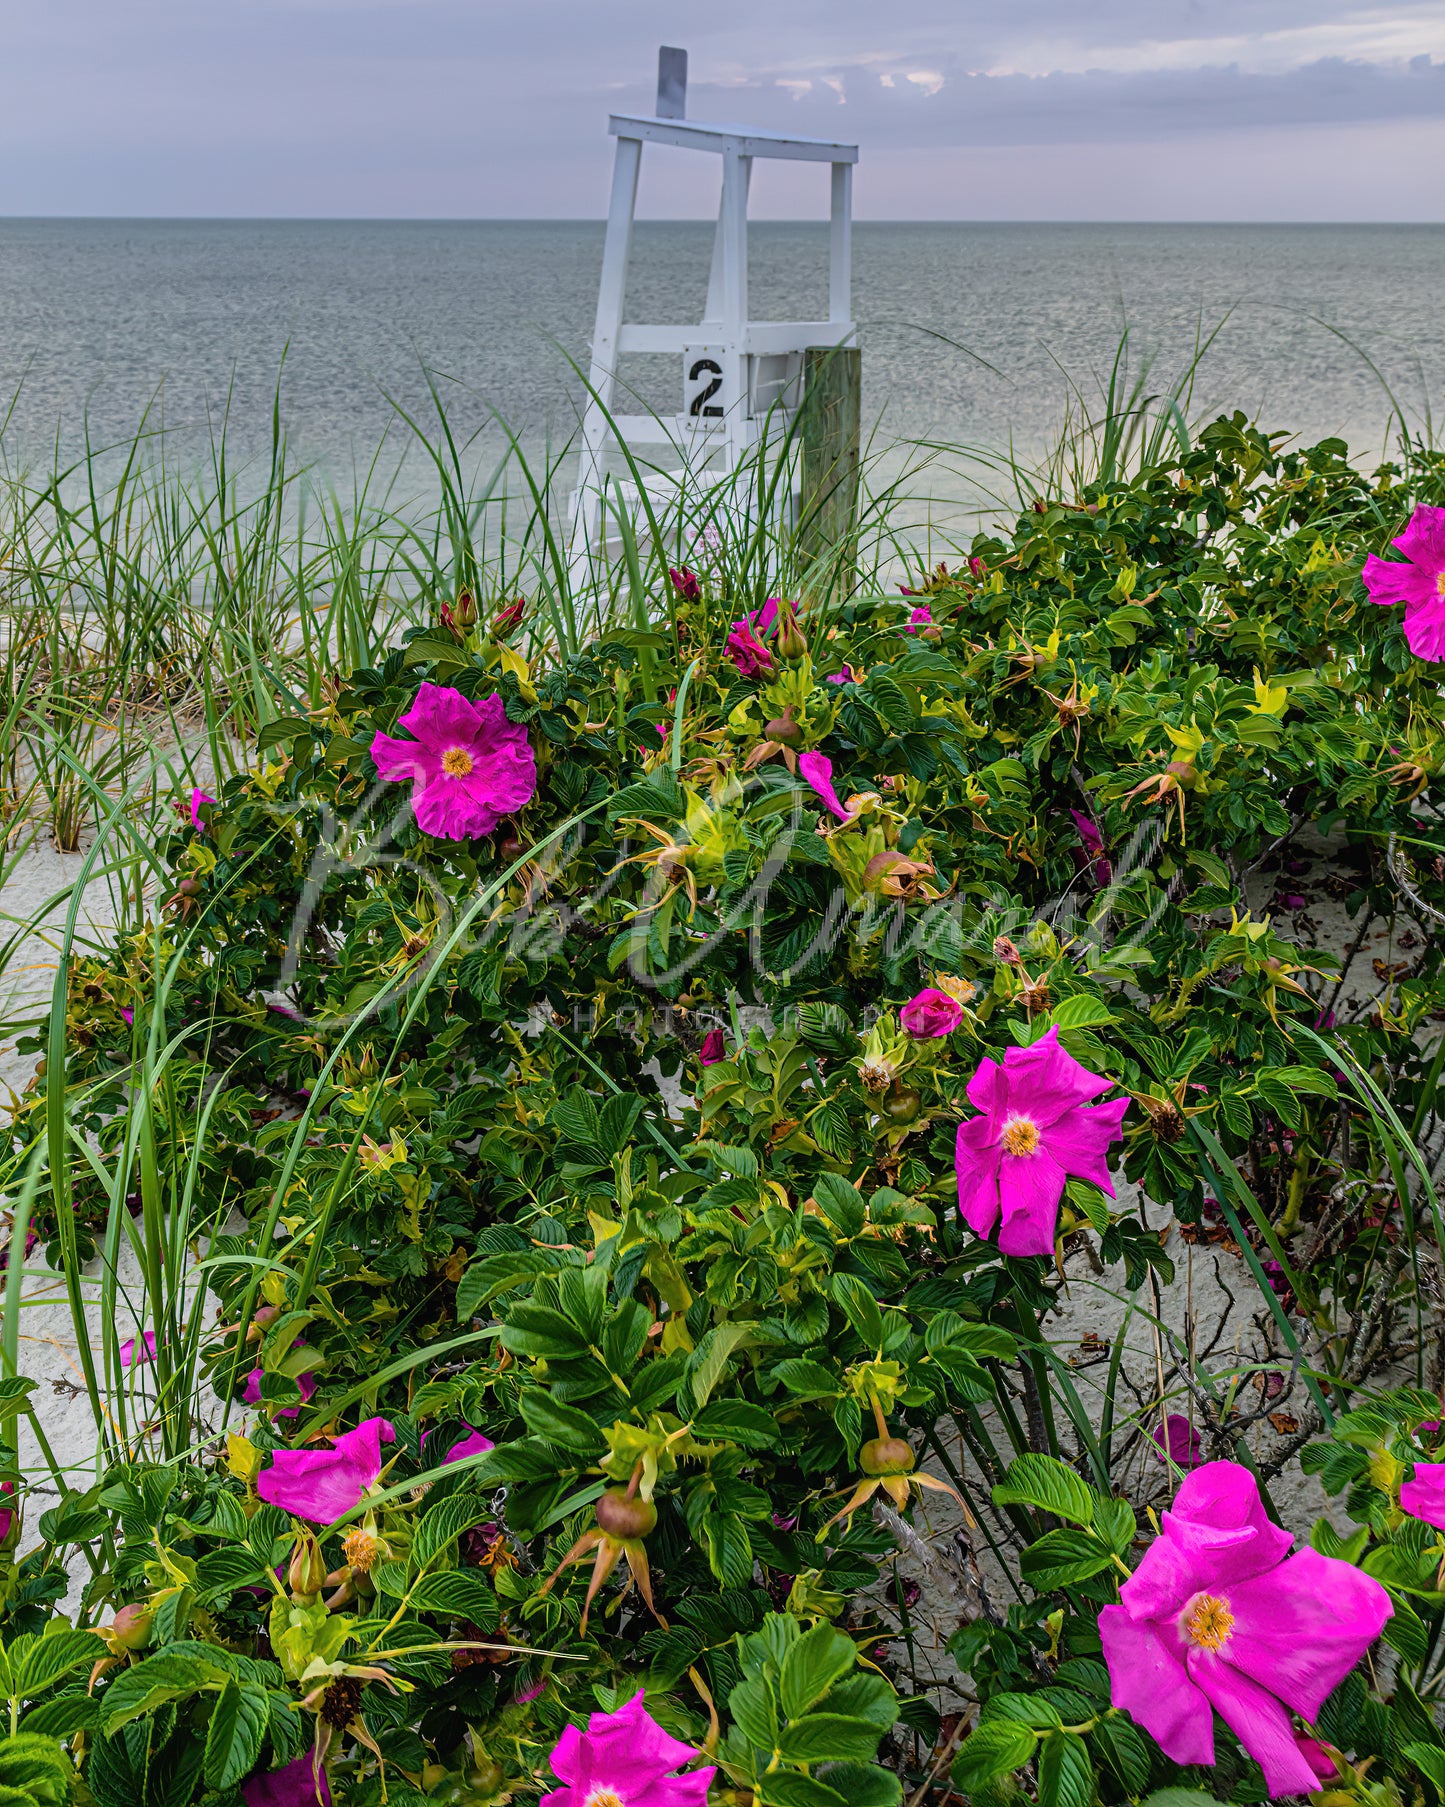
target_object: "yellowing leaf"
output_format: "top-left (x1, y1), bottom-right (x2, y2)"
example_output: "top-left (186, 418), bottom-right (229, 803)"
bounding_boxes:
top-left (1250, 668), bottom-right (1289, 716)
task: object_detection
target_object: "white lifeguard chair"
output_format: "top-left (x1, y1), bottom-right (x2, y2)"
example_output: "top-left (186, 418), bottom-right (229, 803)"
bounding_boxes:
top-left (569, 47), bottom-right (858, 577)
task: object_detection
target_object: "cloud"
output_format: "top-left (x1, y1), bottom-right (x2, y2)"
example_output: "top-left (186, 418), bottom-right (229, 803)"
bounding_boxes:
top-left (0, 0), bottom-right (1441, 216)
top-left (697, 51), bottom-right (1445, 148)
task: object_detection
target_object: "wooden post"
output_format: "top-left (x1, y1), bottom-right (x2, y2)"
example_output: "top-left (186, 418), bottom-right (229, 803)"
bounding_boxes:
top-left (799, 345), bottom-right (861, 597)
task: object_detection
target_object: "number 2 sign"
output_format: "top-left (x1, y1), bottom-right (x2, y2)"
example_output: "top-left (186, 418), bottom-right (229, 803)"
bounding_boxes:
top-left (682, 346), bottom-right (732, 420)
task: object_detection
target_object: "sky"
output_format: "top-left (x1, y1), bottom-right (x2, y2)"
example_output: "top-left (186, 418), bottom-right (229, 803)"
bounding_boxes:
top-left (3, 0), bottom-right (1443, 220)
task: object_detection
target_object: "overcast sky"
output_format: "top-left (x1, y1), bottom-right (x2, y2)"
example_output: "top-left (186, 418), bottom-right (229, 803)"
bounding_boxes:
top-left (4, 0), bottom-right (1443, 219)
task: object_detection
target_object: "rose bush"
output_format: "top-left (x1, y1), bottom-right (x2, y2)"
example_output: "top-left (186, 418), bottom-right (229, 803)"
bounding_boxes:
top-left (8, 422), bottom-right (1445, 1806)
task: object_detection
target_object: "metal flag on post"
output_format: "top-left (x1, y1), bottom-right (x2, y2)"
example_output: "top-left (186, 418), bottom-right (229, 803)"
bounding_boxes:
top-left (569, 46), bottom-right (859, 581)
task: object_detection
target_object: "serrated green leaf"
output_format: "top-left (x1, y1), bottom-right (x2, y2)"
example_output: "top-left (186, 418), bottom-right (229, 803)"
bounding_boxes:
top-left (993, 1454), bottom-right (1098, 1526)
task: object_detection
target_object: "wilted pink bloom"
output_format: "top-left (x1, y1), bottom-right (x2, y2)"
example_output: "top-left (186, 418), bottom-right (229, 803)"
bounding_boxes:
top-left (1400, 1459), bottom-right (1445, 1527)
top-left (371, 683), bottom-right (537, 842)
top-left (1280, 893), bottom-right (1306, 911)
top-left (968, 555), bottom-right (987, 579)
top-left (1151, 1413), bottom-right (1204, 1470)
top-left (1100, 1461), bottom-right (1390, 1798)
top-left (1362, 505), bottom-right (1445, 660)
top-left (244, 1357), bottom-right (318, 1422)
top-left (257, 1417), bottom-right (395, 1523)
top-left (542, 1693), bottom-right (714, 1807)
top-left (243, 1754), bottom-right (330, 1807)
top-left (120, 1006), bottom-right (134, 1026)
top-left (0, 1482), bottom-right (15, 1543)
top-left (121, 1330), bottom-right (157, 1368)
top-left (514, 1678), bottom-right (547, 1706)
top-left (955, 1027), bottom-right (1128, 1257)
top-left (699, 1028), bottom-right (727, 1066)
top-left (905, 605), bottom-right (933, 632)
top-left (826, 666), bottom-right (855, 685)
top-left (724, 620), bottom-right (773, 678)
top-left (668, 567), bottom-right (700, 602)
top-left (189, 789), bottom-right (215, 832)
top-left (1070, 810), bottom-right (1113, 888)
top-left (899, 988), bottom-right (965, 1038)
top-left (1295, 1737), bottom-right (1339, 1787)
top-left (798, 750), bottom-right (851, 822)
top-left (443, 1428), bottom-right (495, 1465)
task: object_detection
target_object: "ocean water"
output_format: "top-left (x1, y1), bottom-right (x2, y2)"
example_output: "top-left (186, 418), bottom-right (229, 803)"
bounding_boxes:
top-left (0, 219), bottom-right (1440, 511)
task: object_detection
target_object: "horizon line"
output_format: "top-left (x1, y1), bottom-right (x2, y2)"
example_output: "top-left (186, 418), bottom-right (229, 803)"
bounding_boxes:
top-left (1, 214), bottom-right (1442, 228)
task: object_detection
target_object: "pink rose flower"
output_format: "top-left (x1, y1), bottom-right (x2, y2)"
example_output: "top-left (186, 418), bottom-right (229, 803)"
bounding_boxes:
top-left (243, 1754), bottom-right (330, 1807)
top-left (243, 1357), bottom-right (318, 1422)
top-left (1099, 1461), bottom-right (1390, 1799)
top-left (1400, 1459), bottom-right (1445, 1527)
top-left (968, 555), bottom-right (987, 579)
top-left (371, 683), bottom-right (537, 842)
top-left (542, 1693), bottom-right (714, 1807)
top-left (668, 567), bottom-right (700, 602)
top-left (121, 1007), bottom-right (134, 1025)
top-left (905, 604), bottom-right (932, 632)
top-left (698, 1028), bottom-right (727, 1066)
top-left (257, 1416), bottom-right (395, 1523)
top-left (0, 1481), bottom-right (17, 1543)
top-left (121, 1330), bottom-right (157, 1368)
top-left (724, 620), bottom-right (773, 677)
top-left (798, 750), bottom-right (851, 822)
top-left (189, 789), bottom-right (216, 832)
top-left (955, 1026), bottom-right (1128, 1257)
top-left (1151, 1413), bottom-right (1204, 1470)
top-left (899, 988), bottom-right (964, 1038)
top-left (1362, 504), bottom-right (1445, 660)
top-left (826, 666), bottom-right (855, 684)
top-left (443, 1428), bottom-right (495, 1465)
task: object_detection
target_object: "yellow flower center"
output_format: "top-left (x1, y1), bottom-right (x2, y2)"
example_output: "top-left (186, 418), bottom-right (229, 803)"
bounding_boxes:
top-left (342, 1528), bottom-right (381, 1573)
top-left (1182, 1591), bottom-right (1234, 1652)
top-left (1000, 1114), bottom-right (1041, 1157)
top-left (583, 1792), bottom-right (625, 1807)
top-left (441, 746), bottom-right (474, 777)
top-left (1437, 570), bottom-right (1445, 599)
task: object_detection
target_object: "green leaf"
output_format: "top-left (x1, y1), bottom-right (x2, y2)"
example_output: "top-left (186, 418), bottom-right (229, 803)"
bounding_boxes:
top-left (405, 1570), bottom-right (500, 1628)
top-left (204, 1679), bottom-right (269, 1790)
top-left (411, 1495), bottom-right (494, 1569)
top-left (517, 1390), bottom-right (605, 1454)
top-left (1049, 996), bottom-right (1114, 1031)
top-left (100, 1649), bottom-right (229, 1730)
top-left (777, 1713), bottom-right (887, 1763)
top-left (1037, 1729), bottom-right (1093, 1807)
top-left (1095, 1496), bottom-right (1137, 1556)
top-left (729, 1677), bottom-right (779, 1751)
top-left (808, 1765), bottom-right (901, 1807)
top-left (691, 1400), bottom-right (779, 1448)
top-left (1140, 1793), bottom-right (1233, 1807)
top-left (1405, 1744), bottom-right (1445, 1794)
top-left (1020, 1527), bottom-right (1115, 1591)
top-left (779, 1624), bottom-right (857, 1720)
top-left (831, 1274), bottom-right (884, 1350)
top-left (993, 1454), bottom-right (1098, 1526)
top-left (812, 1174), bottom-right (865, 1238)
top-left (951, 1720), bottom-right (1039, 1790)
top-left (501, 1302), bottom-right (590, 1361)
top-left (688, 1324), bottom-right (754, 1411)
top-left (771, 1360), bottom-right (841, 1401)
top-left (14, 1628), bottom-right (105, 1699)
top-left (19, 1690), bottom-right (101, 1737)
top-left (1091, 1715), bottom-right (1151, 1793)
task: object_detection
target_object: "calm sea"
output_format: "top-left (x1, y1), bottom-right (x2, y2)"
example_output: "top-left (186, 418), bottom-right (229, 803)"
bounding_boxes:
top-left (0, 219), bottom-right (1440, 511)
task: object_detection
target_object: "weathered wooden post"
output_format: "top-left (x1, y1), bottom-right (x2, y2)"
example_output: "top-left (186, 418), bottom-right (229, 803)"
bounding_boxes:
top-left (799, 344), bottom-right (862, 597)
